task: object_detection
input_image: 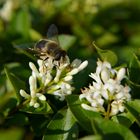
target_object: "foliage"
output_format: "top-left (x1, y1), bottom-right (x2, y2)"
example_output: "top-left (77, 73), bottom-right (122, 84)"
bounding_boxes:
top-left (0, 0), bottom-right (140, 139)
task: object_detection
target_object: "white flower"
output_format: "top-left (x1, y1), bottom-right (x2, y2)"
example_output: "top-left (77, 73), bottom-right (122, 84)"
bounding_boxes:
top-left (49, 58), bottom-right (88, 100)
top-left (20, 75), bottom-right (46, 108)
top-left (53, 82), bottom-right (73, 101)
top-left (20, 56), bottom-right (88, 108)
top-left (29, 62), bottom-right (40, 78)
top-left (80, 59), bottom-right (131, 117)
top-left (20, 90), bottom-right (30, 99)
top-left (110, 100), bottom-right (125, 116)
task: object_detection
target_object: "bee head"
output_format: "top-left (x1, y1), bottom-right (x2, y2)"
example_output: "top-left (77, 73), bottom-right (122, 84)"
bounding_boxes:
top-left (54, 50), bottom-right (66, 60)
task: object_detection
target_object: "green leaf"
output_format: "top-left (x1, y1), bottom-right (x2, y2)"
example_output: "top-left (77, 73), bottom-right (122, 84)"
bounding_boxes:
top-left (129, 53), bottom-right (140, 84)
top-left (20, 101), bottom-right (52, 115)
top-left (0, 128), bottom-right (24, 140)
top-left (43, 108), bottom-right (78, 140)
top-left (79, 135), bottom-right (103, 140)
top-left (58, 34), bottom-right (77, 50)
top-left (93, 119), bottom-right (138, 140)
top-left (125, 99), bottom-right (140, 127)
top-left (29, 114), bottom-right (49, 136)
top-left (0, 98), bottom-right (17, 117)
top-left (66, 95), bottom-right (102, 133)
top-left (5, 113), bottom-right (28, 126)
top-left (96, 32), bottom-right (118, 47)
top-left (93, 43), bottom-right (118, 66)
top-left (4, 66), bottom-right (25, 102)
top-left (66, 95), bottom-right (137, 140)
top-left (10, 8), bottom-right (31, 39)
top-left (111, 112), bottom-right (135, 128)
top-left (29, 28), bottom-right (42, 41)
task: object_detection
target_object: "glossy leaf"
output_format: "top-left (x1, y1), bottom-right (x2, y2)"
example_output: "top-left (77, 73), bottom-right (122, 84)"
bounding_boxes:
top-left (125, 99), bottom-right (140, 127)
top-left (4, 66), bottom-right (25, 102)
top-left (129, 53), bottom-right (140, 84)
top-left (29, 114), bottom-right (50, 136)
top-left (93, 43), bottom-right (118, 66)
top-left (92, 118), bottom-right (138, 140)
top-left (79, 135), bottom-right (103, 140)
top-left (43, 108), bottom-right (78, 140)
top-left (66, 95), bottom-right (102, 133)
top-left (5, 113), bottom-right (28, 126)
top-left (10, 8), bottom-right (31, 39)
top-left (20, 101), bottom-right (52, 115)
top-left (0, 98), bottom-right (17, 117)
top-left (111, 112), bottom-right (135, 128)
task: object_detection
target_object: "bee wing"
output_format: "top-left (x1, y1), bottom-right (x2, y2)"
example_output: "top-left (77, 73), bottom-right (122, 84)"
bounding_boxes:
top-left (47, 24), bottom-right (60, 45)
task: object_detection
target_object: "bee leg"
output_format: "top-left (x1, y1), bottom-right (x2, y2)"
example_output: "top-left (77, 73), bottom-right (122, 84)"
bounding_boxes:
top-left (43, 57), bottom-right (49, 61)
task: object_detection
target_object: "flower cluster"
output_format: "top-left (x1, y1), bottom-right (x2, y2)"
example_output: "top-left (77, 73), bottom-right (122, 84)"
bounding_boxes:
top-left (20, 56), bottom-right (88, 108)
top-left (79, 59), bottom-right (131, 117)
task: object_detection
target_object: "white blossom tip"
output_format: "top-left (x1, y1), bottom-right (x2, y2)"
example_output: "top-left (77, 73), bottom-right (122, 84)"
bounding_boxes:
top-left (29, 76), bottom-right (36, 92)
top-left (64, 75), bottom-right (73, 81)
top-left (78, 60), bottom-right (88, 71)
top-left (101, 68), bottom-right (110, 83)
top-left (67, 68), bottom-right (79, 75)
top-left (34, 103), bottom-right (40, 108)
top-left (37, 59), bottom-right (43, 65)
top-left (20, 90), bottom-right (30, 98)
top-left (36, 94), bottom-right (46, 101)
top-left (81, 103), bottom-right (96, 111)
top-left (117, 68), bottom-right (126, 81)
top-left (29, 62), bottom-right (35, 69)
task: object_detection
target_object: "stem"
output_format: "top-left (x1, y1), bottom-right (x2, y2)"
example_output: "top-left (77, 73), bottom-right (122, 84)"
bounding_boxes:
top-left (105, 100), bottom-right (111, 119)
top-left (8, 99), bottom-right (30, 116)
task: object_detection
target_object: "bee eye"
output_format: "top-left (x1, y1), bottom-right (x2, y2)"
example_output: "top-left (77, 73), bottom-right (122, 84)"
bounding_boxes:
top-left (35, 40), bottom-right (47, 49)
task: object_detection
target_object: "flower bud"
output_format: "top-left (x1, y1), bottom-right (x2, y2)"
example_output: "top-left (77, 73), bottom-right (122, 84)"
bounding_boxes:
top-left (81, 103), bottom-right (97, 112)
top-left (29, 76), bottom-right (36, 92)
top-left (65, 83), bottom-right (71, 89)
top-left (29, 62), bottom-right (39, 77)
top-left (36, 93), bottom-right (46, 101)
top-left (101, 68), bottom-right (110, 83)
top-left (34, 103), bottom-right (40, 108)
top-left (117, 68), bottom-right (125, 81)
top-left (67, 68), bottom-right (79, 75)
top-left (78, 60), bottom-right (88, 71)
top-left (37, 59), bottom-right (43, 67)
top-left (29, 99), bottom-right (35, 106)
top-left (64, 75), bottom-right (73, 81)
top-left (54, 69), bottom-right (61, 82)
top-left (20, 90), bottom-right (30, 98)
